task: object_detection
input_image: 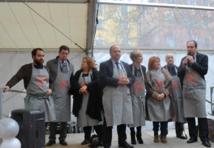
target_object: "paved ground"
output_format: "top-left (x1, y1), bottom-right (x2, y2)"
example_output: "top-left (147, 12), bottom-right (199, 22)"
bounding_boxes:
top-left (45, 128), bottom-right (213, 148)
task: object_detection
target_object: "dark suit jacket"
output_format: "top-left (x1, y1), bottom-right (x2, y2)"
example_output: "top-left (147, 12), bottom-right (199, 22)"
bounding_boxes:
top-left (163, 64), bottom-right (178, 76)
top-left (72, 68), bottom-right (103, 121)
top-left (99, 59), bottom-right (134, 88)
top-left (129, 64), bottom-right (146, 78)
top-left (178, 52), bottom-right (208, 85)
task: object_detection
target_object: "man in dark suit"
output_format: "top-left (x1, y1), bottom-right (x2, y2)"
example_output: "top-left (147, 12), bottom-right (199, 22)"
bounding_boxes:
top-left (99, 45), bottom-right (134, 148)
top-left (178, 40), bottom-right (211, 147)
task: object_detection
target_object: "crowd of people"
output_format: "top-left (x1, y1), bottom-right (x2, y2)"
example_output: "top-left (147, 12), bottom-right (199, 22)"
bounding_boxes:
top-left (2, 40), bottom-right (211, 148)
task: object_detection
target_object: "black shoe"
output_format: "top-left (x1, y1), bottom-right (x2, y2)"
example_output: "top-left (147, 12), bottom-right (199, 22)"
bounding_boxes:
top-left (89, 135), bottom-right (101, 148)
top-left (46, 140), bottom-right (56, 146)
top-left (81, 139), bottom-right (90, 145)
top-left (60, 140), bottom-right (68, 146)
top-left (119, 141), bottom-right (134, 148)
top-left (130, 133), bottom-right (136, 145)
top-left (176, 134), bottom-right (187, 140)
top-left (202, 140), bottom-right (211, 147)
top-left (187, 138), bottom-right (197, 143)
top-left (136, 136), bottom-right (144, 144)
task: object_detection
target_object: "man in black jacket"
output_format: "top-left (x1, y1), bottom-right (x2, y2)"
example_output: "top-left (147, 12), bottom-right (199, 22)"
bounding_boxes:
top-left (178, 40), bottom-right (211, 147)
top-left (3, 48), bottom-right (55, 122)
top-left (99, 45), bottom-right (134, 148)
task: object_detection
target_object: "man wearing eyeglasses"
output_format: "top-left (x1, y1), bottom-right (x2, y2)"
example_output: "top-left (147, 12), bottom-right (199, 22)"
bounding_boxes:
top-left (46, 45), bottom-right (74, 146)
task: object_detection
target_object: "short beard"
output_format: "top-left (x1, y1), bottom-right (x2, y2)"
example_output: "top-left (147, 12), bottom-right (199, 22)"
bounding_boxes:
top-left (34, 59), bottom-right (43, 65)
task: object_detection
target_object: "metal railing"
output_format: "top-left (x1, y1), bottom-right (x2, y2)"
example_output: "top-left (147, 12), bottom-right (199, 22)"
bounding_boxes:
top-left (206, 86), bottom-right (214, 116)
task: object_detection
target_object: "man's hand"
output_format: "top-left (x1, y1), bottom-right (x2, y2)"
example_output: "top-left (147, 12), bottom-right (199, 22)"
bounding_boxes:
top-left (186, 55), bottom-right (194, 64)
top-left (118, 76), bottom-right (129, 85)
top-left (182, 58), bottom-right (188, 66)
top-left (46, 88), bottom-right (52, 96)
top-left (2, 85), bottom-right (10, 92)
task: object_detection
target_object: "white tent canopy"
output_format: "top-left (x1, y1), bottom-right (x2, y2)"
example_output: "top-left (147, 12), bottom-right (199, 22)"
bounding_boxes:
top-left (0, 0), bottom-right (98, 117)
top-left (0, 0), bottom-right (97, 53)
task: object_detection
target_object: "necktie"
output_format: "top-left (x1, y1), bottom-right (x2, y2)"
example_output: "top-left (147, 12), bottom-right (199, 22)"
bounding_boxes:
top-left (60, 62), bottom-right (68, 73)
top-left (115, 62), bottom-right (120, 69)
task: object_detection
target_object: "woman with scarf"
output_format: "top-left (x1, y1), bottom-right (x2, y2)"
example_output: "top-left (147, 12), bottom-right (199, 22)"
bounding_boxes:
top-left (146, 56), bottom-right (172, 143)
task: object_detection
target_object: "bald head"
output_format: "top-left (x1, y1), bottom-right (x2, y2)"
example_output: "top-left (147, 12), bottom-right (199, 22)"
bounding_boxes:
top-left (165, 53), bottom-right (174, 65)
top-left (109, 44), bottom-right (121, 61)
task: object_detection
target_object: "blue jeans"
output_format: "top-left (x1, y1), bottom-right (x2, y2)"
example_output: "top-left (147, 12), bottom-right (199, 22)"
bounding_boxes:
top-left (153, 121), bottom-right (168, 136)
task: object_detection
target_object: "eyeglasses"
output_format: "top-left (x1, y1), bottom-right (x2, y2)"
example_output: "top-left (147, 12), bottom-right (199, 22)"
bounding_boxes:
top-left (187, 46), bottom-right (195, 48)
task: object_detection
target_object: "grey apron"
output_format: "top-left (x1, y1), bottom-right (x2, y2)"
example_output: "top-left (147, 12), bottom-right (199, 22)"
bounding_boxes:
top-left (52, 61), bottom-right (72, 122)
top-left (169, 76), bottom-right (185, 122)
top-left (102, 63), bottom-right (133, 126)
top-left (183, 66), bottom-right (207, 118)
top-left (77, 71), bottom-right (99, 127)
top-left (25, 65), bottom-right (56, 122)
top-left (130, 65), bottom-right (146, 127)
top-left (147, 69), bottom-right (171, 121)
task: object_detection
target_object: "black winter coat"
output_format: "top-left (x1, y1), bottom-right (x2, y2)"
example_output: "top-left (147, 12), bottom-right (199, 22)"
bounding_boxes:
top-left (72, 68), bottom-right (103, 121)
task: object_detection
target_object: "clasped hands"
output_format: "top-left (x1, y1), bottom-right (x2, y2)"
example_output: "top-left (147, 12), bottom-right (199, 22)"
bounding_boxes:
top-left (79, 83), bottom-right (88, 95)
top-left (156, 93), bottom-right (166, 101)
top-left (117, 76), bottom-right (129, 85)
top-left (183, 55), bottom-right (194, 65)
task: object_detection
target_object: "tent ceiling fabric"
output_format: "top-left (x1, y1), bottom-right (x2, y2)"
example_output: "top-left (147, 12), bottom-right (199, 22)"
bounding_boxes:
top-left (0, 2), bottom-right (88, 50)
top-left (0, 0), bottom-right (88, 3)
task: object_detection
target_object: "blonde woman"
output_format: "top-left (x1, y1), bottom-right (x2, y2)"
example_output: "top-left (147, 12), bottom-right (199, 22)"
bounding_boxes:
top-left (72, 57), bottom-right (103, 145)
top-left (129, 50), bottom-right (146, 145)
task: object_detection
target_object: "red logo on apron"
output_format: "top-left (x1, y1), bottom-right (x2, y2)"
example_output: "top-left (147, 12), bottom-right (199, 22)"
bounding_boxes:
top-left (59, 80), bottom-right (69, 89)
top-left (36, 75), bottom-right (48, 87)
top-left (133, 79), bottom-right (145, 95)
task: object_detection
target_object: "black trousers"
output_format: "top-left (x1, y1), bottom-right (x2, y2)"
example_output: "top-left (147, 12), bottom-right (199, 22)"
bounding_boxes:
top-left (186, 117), bottom-right (209, 141)
top-left (48, 122), bottom-right (68, 142)
top-left (83, 125), bottom-right (103, 141)
top-left (130, 126), bottom-right (142, 136)
top-left (175, 122), bottom-right (185, 136)
top-left (153, 121), bottom-right (168, 136)
top-left (103, 124), bottom-right (127, 147)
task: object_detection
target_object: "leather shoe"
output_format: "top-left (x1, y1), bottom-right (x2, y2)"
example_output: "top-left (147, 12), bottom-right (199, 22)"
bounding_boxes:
top-left (119, 141), bottom-right (133, 148)
top-left (46, 140), bottom-right (56, 146)
top-left (60, 140), bottom-right (68, 146)
top-left (81, 139), bottom-right (90, 145)
top-left (187, 138), bottom-right (197, 143)
top-left (176, 134), bottom-right (187, 140)
top-left (202, 140), bottom-right (211, 147)
top-left (137, 136), bottom-right (144, 144)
